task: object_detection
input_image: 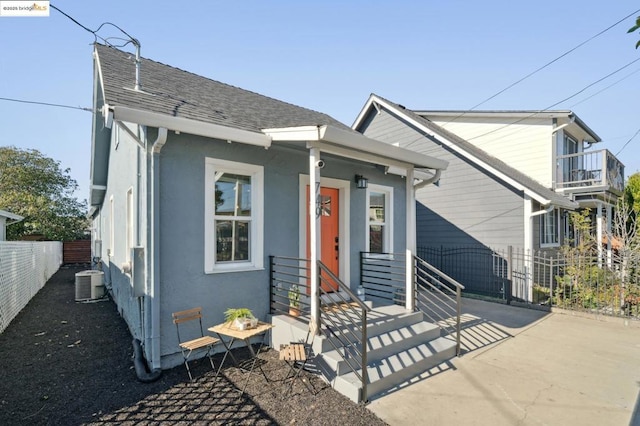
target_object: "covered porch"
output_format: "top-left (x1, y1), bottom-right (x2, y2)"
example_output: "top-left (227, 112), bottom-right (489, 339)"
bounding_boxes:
top-left (268, 252), bottom-right (465, 403)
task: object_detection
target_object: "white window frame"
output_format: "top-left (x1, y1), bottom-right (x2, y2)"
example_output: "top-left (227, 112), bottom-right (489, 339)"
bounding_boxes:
top-left (125, 187), bottom-right (133, 263)
top-left (540, 208), bottom-right (561, 248)
top-left (204, 158), bottom-right (264, 273)
top-left (109, 195), bottom-right (114, 257)
top-left (366, 184), bottom-right (393, 254)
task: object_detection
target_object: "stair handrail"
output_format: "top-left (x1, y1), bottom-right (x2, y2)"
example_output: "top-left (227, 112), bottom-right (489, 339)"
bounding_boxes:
top-left (318, 261), bottom-right (371, 403)
top-left (413, 255), bottom-right (465, 356)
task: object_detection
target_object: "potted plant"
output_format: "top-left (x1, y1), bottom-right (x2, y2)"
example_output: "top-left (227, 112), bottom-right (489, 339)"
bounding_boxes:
top-left (288, 285), bottom-right (301, 317)
top-left (224, 307), bottom-right (257, 330)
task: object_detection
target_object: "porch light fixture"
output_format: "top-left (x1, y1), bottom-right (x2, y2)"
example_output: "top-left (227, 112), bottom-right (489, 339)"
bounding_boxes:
top-left (355, 174), bottom-right (368, 189)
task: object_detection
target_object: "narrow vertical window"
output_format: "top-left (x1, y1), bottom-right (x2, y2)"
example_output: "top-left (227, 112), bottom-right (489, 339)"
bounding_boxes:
top-left (366, 184), bottom-right (393, 254)
top-left (540, 208), bottom-right (560, 247)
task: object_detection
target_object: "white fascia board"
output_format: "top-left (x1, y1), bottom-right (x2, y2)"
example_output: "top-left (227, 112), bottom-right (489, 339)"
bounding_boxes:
top-left (263, 126), bottom-right (320, 141)
top-left (365, 96), bottom-right (575, 208)
top-left (351, 94), bottom-right (377, 130)
top-left (112, 106), bottom-right (272, 148)
top-left (264, 124), bottom-right (448, 170)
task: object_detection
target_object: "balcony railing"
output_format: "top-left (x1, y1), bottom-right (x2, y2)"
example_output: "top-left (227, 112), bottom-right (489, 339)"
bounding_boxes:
top-left (555, 149), bottom-right (624, 195)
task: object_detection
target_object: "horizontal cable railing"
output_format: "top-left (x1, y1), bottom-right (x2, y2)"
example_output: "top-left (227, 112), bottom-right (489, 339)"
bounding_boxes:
top-left (414, 255), bottom-right (465, 356)
top-left (269, 255), bottom-right (311, 318)
top-left (360, 252), bottom-right (407, 305)
top-left (318, 261), bottom-right (371, 403)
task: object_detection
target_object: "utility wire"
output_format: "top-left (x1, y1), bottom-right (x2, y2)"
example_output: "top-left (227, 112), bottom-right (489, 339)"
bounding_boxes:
top-left (615, 127), bottom-right (640, 156)
top-left (569, 66), bottom-right (640, 109)
top-left (442, 7), bottom-right (640, 126)
top-left (50, 3), bottom-right (139, 48)
top-left (466, 56), bottom-right (640, 142)
top-left (0, 96), bottom-right (93, 112)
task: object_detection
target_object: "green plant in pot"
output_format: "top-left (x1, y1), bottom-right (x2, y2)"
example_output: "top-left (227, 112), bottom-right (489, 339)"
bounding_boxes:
top-left (288, 285), bottom-right (301, 317)
top-left (224, 307), bottom-right (257, 330)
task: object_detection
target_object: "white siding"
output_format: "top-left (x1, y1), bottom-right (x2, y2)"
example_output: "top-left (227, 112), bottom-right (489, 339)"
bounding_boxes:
top-left (427, 115), bottom-right (554, 188)
top-left (361, 109), bottom-right (525, 251)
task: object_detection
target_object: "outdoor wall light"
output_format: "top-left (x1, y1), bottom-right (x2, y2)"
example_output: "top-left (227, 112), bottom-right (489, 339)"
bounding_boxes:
top-left (355, 174), bottom-right (368, 189)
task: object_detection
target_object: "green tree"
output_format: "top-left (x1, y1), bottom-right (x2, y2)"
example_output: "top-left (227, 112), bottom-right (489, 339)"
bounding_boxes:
top-left (0, 146), bottom-right (87, 241)
top-left (625, 172), bottom-right (640, 213)
top-left (629, 16), bottom-right (640, 49)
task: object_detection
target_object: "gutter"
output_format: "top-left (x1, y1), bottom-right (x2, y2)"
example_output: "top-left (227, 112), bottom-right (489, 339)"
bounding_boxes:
top-left (530, 204), bottom-right (555, 217)
top-left (414, 169), bottom-right (442, 190)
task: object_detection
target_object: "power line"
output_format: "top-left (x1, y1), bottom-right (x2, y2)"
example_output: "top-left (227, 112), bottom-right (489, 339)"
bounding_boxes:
top-left (615, 127), bottom-right (640, 156)
top-left (466, 56), bottom-right (640, 142)
top-left (569, 66), bottom-right (640, 109)
top-left (0, 97), bottom-right (93, 112)
top-left (442, 7), bottom-right (640, 126)
top-left (50, 3), bottom-right (139, 48)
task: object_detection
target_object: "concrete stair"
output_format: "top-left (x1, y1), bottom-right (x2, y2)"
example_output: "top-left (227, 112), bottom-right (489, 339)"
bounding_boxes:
top-left (270, 304), bottom-right (457, 403)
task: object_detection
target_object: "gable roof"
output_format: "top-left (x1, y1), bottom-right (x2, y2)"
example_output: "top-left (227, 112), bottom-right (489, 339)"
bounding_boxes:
top-left (353, 94), bottom-right (578, 209)
top-left (413, 110), bottom-right (600, 143)
top-left (95, 44), bottom-right (349, 134)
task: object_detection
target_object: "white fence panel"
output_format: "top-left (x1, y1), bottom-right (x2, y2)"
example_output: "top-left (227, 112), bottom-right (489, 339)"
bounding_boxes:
top-left (0, 241), bottom-right (62, 333)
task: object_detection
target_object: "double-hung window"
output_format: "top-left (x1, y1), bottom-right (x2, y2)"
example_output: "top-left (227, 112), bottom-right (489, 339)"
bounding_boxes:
top-left (540, 208), bottom-right (560, 247)
top-left (366, 184), bottom-right (393, 254)
top-left (205, 158), bottom-right (263, 273)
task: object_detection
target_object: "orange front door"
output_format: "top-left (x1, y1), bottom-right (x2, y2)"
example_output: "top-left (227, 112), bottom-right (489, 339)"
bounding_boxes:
top-left (306, 186), bottom-right (340, 293)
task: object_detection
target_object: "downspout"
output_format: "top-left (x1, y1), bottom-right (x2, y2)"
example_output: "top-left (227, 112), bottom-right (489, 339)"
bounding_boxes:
top-left (147, 127), bottom-right (168, 371)
top-left (413, 169), bottom-right (442, 190)
top-left (530, 204), bottom-right (554, 218)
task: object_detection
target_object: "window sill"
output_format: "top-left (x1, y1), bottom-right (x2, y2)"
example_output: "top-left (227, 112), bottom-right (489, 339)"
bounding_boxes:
top-left (205, 265), bottom-right (265, 274)
top-left (539, 243), bottom-right (560, 249)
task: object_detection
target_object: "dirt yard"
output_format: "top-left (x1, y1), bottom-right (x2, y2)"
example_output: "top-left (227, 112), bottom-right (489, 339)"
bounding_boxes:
top-left (0, 266), bottom-right (387, 425)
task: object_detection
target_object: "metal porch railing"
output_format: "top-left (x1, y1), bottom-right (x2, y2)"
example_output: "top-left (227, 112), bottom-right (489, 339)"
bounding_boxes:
top-left (269, 256), bottom-right (371, 403)
top-left (414, 255), bottom-right (465, 356)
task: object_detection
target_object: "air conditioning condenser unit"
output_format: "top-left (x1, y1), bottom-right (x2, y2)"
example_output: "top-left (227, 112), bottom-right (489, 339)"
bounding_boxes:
top-left (75, 270), bottom-right (105, 301)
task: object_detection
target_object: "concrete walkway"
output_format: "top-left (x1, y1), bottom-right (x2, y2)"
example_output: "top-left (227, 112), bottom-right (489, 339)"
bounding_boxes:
top-left (368, 298), bottom-right (640, 426)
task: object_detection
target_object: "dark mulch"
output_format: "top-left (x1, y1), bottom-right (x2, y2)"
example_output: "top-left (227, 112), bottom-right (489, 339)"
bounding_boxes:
top-left (0, 266), bottom-right (387, 425)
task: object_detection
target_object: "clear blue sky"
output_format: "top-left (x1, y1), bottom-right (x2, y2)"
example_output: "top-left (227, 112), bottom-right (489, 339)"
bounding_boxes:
top-left (1, 1), bottom-right (639, 204)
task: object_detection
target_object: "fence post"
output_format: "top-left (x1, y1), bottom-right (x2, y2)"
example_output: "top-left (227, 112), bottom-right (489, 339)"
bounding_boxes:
top-left (506, 246), bottom-right (513, 305)
top-left (548, 254), bottom-right (554, 307)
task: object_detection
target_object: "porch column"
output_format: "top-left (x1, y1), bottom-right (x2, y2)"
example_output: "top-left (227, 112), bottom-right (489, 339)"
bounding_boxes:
top-left (596, 202), bottom-right (603, 267)
top-left (523, 196), bottom-right (534, 303)
top-left (405, 167), bottom-right (415, 311)
top-left (309, 147), bottom-right (321, 331)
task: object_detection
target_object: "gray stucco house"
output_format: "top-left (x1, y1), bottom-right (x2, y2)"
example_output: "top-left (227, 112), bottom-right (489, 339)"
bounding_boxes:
top-left (89, 45), bottom-right (448, 372)
top-left (353, 94), bottom-right (624, 298)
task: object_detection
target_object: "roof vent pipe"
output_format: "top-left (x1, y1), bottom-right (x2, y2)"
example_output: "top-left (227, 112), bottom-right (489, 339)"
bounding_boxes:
top-left (133, 39), bottom-right (141, 91)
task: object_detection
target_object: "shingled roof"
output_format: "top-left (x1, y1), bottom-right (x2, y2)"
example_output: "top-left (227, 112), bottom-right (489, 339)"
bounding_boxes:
top-left (94, 44), bottom-right (350, 133)
top-left (356, 94), bottom-right (578, 209)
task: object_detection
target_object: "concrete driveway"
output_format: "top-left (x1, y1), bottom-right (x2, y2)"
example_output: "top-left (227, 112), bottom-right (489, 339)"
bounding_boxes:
top-left (368, 298), bottom-right (640, 426)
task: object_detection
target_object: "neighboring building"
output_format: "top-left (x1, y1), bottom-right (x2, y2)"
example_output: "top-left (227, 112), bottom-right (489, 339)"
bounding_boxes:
top-left (353, 94), bottom-right (624, 298)
top-left (0, 209), bottom-right (23, 241)
top-left (89, 45), bottom-right (447, 370)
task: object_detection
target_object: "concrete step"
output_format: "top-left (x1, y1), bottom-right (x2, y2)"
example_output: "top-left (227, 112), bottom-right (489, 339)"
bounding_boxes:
top-left (318, 306), bottom-right (424, 353)
top-left (321, 320), bottom-right (442, 375)
top-left (333, 336), bottom-right (457, 403)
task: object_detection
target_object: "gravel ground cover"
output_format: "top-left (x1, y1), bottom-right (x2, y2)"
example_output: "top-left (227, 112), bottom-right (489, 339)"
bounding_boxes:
top-left (0, 266), bottom-right (387, 425)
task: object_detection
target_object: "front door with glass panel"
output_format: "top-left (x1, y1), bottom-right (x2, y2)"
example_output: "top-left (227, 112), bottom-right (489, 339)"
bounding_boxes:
top-left (306, 186), bottom-right (340, 293)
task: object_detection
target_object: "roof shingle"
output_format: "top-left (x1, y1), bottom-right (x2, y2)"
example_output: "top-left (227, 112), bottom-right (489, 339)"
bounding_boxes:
top-left (95, 44), bottom-right (350, 133)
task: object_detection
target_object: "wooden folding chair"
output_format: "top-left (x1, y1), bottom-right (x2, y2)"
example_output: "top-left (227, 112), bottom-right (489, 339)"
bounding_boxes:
top-left (172, 307), bottom-right (219, 381)
top-left (279, 321), bottom-right (317, 397)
